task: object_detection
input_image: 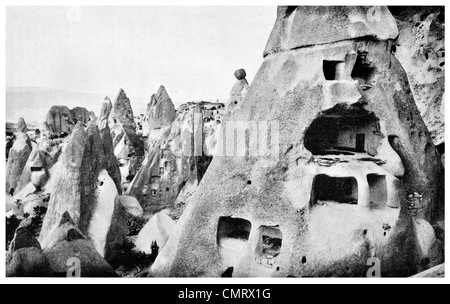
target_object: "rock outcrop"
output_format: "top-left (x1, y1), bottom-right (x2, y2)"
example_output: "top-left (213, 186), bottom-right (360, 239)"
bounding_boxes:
top-left (110, 89), bottom-right (136, 129)
top-left (118, 195), bottom-right (144, 218)
top-left (45, 105), bottom-right (73, 134)
top-left (6, 227), bottom-right (50, 277)
top-left (15, 138), bottom-right (62, 194)
top-left (134, 211), bottom-right (176, 254)
top-left (227, 69), bottom-right (250, 113)
top-left (389, 6), bottom-right (445, 147)
top-left (150, 6), bottom-right (443, 278)
top-left (16, 117), bottom-right (28, 133)
top-left (42, 212), bottom-right (117, 277)
top-left (127, 100), bottom-right (221, 216)
top-left (411, 263), bottom-right (445, 278)
top-left (71, 107), bottom-right (91, 125)
top-left (109, 89), bottom-right (145, 190)
top-left (6, 118), bottom-right (33, 195)
top-left (45, 105), bottom-right (92, 135)
top-left (98, 97), bottom-right (122, 194)
top-left (144, 85), bottom-right (177, 133)
top-left (39, 121), bottom-right (128, 257)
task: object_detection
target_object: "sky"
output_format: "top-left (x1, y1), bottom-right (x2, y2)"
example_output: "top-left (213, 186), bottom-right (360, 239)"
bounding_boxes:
top-left (6, 6), bottom-right (276, 108)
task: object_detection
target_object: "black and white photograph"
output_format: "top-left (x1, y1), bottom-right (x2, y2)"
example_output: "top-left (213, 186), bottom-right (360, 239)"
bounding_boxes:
top-left (2, 2), bottom-right (447, 285)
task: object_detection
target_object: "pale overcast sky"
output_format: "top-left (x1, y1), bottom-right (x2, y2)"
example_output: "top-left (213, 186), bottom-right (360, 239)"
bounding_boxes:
top-left (6, 6), bottom-right (276, 106)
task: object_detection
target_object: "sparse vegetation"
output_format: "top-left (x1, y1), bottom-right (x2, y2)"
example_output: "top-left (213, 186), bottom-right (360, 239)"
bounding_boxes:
top-left (6, 215), bottom-right (21, 250)
top-left (109, 238), bottom-right (159, 276)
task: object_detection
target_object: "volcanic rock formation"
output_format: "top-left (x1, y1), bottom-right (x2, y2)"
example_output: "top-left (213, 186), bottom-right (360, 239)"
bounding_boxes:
top-left (144, 85), bottom-right (177, 134)
top-left (150, 6), bottom-right (444, 278)
top-left (6, 118), bottom-right (33, 195)
top-left (227, 69), bottom-right (250, 113)
top-left (127, 100), bottom-right (223, 216)
top-left (390, 6), bottom-right (445, 148)
top-left (45, 105), bottom-right (92, 135)
top-left (39, 121), bottom-right (127, 258)
top-left (42, 212), bottom-right (117, 277)
top-left (109, 89), bottom-right (145, 189)
top-left (6, 227), bottom-right (50, 277)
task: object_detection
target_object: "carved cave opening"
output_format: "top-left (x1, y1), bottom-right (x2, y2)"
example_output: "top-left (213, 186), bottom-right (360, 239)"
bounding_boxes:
top-left (217, 217), bottom-right (252, 270)
top-left (323, 60), bottom-right (345, 80)
top-left (367, 174), bottom-right (387, 208)
top-left (351, 51), bottom-right (376, 87)
top-left (312, 174), bottom-right (359, 205)
top-left (304, 105), bottom-right (382, 156)
top-left (255, 226), bottom-right (282, 268)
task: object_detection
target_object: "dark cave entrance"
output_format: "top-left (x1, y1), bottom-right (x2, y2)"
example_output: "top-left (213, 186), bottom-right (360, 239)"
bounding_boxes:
top-left (255, 226), bottom-right (283, 268)
top-left (304, 104), bottom-right (382, 156)
top-left (351, 51), bottom-right (376, 87)
top-left (367, 174), bottom-right (387, 208)
top-left (311, 174), bottom-right (359, 205)
top-left (217, 216), bottom-right (252, 273)
top-left (217, 217), bottom-right (251, 244)
top-left (323, 60), bottom-right (345, 80)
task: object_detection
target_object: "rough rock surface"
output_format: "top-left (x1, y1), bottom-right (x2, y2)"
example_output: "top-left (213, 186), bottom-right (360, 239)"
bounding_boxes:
top-left (40, 121), bottom-right (127, 253)
top-left (110, 89), bottom-right (136, 129)
top-left (15, 138), bottom-right (62, 194)
top-left (87, 169), bottom-right (118, 256)
top-left (127, 101), bottom-right (220, 216)
top-left (6, 118), bottom-right (33, 194)
top-left (118, 195), bottom-right (144, 217)
top-left (98, 97), bottom-right (122, 194)
top-left (264, 6), bottom-right (398, 57)
top-left (144, 86), bottom-right (177, 132)
top-left (390, 6), bottom-right (445, 147)
top-left (99, 97), bottom-right (113, 129)
top-left (234, 68), bottom-right (247, 80)
top-left (42, 212), bottom-right (117, 277)
top-left (70, 107), bottom-right (91, 125)
top-left (134, 211), bottom-right (176, 254)
top-left (150, 6), bottom-right (443, 278)
top-left (227, 69), bottom-right (250, 113)
top-left (6, 227), bottom-right (50, 277)
top-left (45, 105), bottom-right (92, 135)
top-left (16, 117), bottom-right (28, 133)
top-left (109, 89), bottom-right (144, 189)
top-left (45, 105), bottom-right (73, 134)
top-left (411, 263), bottom-right (445, 278)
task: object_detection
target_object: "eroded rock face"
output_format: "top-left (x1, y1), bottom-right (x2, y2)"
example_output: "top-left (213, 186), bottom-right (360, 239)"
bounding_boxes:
top-left (144, 86), bottom-right (177, 133)
top-left (390, 6), bottom-right (445, 147)
top-left (15, 138), bottom-right (62, 194)
top-left (134, 211), bottom-right (176, 254)
top-left (16, 117), bottom-right (28, 133)
top-left (6, 118), bottom-right (33, 195)
top-left (71, 107), bottom-right (91, 125)
top-left (46, 105), bottom-right (73, 134)
top-left (227, 69), bottom-right (250, 113)
top-left (127, 101), bottom-right (221, 216)
top-left (98, 97), bottom-right (122, 194)
top-left (45, 105), bottom-right (92, 135)
top-left (151, 6), bottom-right (443, 278)
top-left (99, 97), bottom-right (113, 129)
top-left (111, 89), bottom-right (136, 129)
top-left (109, 89), bottom-right (145, 189)
top-left (40, 121), bottom-right (127, 252)
top-left (263, 6), bottom-right (398, 57)
top-left (42, 212), bottom-right (117, 277)
top-left (6, 227), bottom-right (50, 277)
